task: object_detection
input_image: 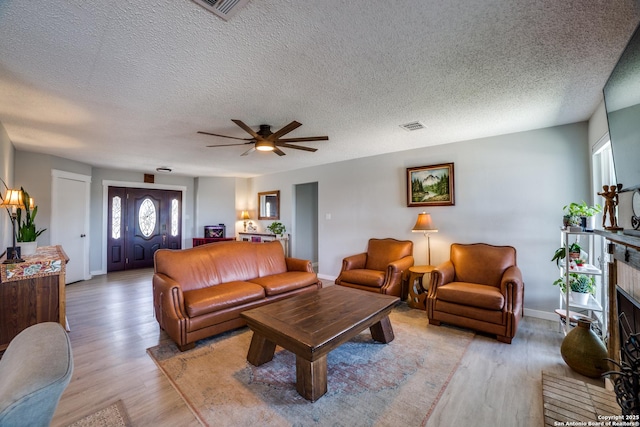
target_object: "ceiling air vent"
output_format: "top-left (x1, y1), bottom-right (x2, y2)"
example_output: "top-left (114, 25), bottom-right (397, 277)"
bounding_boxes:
top-left (191, 0), bottom-right (250, 21)
top-left (400, 121), bottom-right (427, 132)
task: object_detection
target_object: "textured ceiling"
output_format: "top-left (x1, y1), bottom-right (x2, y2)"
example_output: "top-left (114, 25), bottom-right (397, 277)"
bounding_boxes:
top-left (0, 0), bottom-right (639, 178)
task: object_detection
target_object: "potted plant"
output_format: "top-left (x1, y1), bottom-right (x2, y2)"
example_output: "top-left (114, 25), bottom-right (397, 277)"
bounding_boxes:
top-left (551, 242), bottom-right (582, 267)
top-left (267, 221), bottom-right (286, 237)
top-left (553, 273), bottom-right (595, 305)
top-left (15, 187), bottom-right (46, 255)
top-left (563, 201), bottom-right (602, 230)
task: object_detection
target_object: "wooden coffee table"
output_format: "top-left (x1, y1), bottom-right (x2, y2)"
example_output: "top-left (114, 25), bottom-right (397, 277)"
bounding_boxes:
top-left (240, 286), bottom-right (399, 401)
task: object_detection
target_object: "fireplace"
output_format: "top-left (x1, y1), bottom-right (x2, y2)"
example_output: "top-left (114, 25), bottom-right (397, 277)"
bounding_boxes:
top-left (600, 232), bottom-right (640, 415)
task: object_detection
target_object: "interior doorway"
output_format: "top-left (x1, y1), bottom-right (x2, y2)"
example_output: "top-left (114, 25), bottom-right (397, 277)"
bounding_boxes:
top-left (107, 187), bottom-right (182, 271)
top-left (294, 182), bottom-right (318, 271)
top-left (51, 170), bottom-right (91, 284)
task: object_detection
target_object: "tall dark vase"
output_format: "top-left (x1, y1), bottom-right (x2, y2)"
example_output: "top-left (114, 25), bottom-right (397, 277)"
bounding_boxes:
top-left (560, 319), bottom-right (608, 378)
top-left (580, 216), bottom-right (588, 231)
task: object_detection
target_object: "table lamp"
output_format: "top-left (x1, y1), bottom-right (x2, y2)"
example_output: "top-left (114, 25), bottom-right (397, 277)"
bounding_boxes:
top-left (1, 188), bottom-right (26, 264)
top-left (412, 212), bottom-right (438, 266)
top-left (241, 210), bottom-right (250, 232)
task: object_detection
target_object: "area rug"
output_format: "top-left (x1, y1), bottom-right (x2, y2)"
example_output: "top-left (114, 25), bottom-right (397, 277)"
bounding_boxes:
top-left (66, 400), bottom-right (132, 427)
top-left (147, 305), bottom-right (474, 426)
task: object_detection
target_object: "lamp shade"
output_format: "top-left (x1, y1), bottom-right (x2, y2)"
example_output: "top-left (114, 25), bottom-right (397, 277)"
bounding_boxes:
top-left (412, 212), bottom-right (438, 233)
top-left (0, 189), bottom-right (25, 209)
top-left (241, 210), bottom-right (250, 220)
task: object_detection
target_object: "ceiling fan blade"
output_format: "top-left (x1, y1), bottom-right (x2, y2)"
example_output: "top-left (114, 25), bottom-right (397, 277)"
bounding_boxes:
top-left (231, 119), bottom-right (261, 139)
top-left (206, 141), bottom-right (255, 147)
top-left (241, 147), bottom-right (256, 156)
top-left (268, 121), bottom-right (302, 141)
top-left (273, 147), bottom-right (286, 156)
top-left (276, 136), bottom-right (329, 142)
top-left (197, 131), bottom-right (253, 141)
top-left (276, 143), bottom-right (318, 152)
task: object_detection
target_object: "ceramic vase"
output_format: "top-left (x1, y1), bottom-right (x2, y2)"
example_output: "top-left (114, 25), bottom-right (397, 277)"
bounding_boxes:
top-left (19, 241), bottom-right (37, 256)
top-left (560, 319), bottom-right (609, 378)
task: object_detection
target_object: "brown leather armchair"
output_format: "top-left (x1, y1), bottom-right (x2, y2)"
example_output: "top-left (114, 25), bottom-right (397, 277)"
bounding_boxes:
top-left (335, 238), bottom-right (414, 297)
top-left (426, 243), bottom-right (524, 343)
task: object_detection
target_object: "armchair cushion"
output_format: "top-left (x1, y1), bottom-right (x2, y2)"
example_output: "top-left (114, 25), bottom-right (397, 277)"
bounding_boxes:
top-left (436, 282), bottom-right (505, 310)
top-left (365, 238), bottom-right (413, 271)
top-left (337, 269), bottom-right (386, 288)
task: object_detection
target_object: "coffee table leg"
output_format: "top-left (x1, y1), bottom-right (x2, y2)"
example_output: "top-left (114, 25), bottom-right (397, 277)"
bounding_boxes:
top-left (296, 355), bottom-right (327, 402)
top-left (247, 332), bottom-right (276, 366)
top-left (370, 316), bottom-right (394, 343)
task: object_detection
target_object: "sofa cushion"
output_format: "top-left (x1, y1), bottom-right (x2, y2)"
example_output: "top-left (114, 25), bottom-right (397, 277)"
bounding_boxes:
top-left (250, 271), bottom-right (319, 296)
top-left (436, 282), bottom-right (504, 310)
top-left (183, 281), bottom-right (265, 317)
top-left (255, 241), bottom-right (288, 277)
top-left (337, 269), bottom-right (385, 288)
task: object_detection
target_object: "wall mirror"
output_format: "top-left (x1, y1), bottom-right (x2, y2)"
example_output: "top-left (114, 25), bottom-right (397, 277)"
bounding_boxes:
top-left (258, 190), bottom-right (280, 220)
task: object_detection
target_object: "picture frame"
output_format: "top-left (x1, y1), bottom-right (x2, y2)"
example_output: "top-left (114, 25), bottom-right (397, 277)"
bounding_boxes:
top-left (407, 162), bottom-right (455, 207)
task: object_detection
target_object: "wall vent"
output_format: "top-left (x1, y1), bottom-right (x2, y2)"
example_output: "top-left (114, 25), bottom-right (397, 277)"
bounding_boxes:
top-left (191, 0), bottom-right (250, 21)
top-left (400, 121), bottom-right (427, 131)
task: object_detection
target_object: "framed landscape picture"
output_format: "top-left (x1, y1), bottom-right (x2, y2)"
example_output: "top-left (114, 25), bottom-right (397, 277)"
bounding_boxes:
top-left (407, 163), bottom-right (455, 207)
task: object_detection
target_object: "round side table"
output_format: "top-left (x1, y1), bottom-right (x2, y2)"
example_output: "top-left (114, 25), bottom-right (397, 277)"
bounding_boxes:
top-left (407, 265), bottom-right (435, 310)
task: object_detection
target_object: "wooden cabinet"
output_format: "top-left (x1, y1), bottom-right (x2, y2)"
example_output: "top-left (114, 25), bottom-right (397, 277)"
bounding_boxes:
top-left (0, 245), bottom-right (68, 351)
top-left (192, 237), bottom-right (236, 247)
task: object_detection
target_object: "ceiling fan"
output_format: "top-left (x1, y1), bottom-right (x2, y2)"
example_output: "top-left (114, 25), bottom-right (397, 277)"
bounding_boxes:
top-left (198, 119), bottom-right (329, 156)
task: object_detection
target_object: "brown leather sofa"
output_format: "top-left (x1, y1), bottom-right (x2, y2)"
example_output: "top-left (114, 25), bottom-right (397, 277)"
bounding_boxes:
top-left (335, 238), bottom-right (414, 297)
top-left (153, 240), bottom-right (322, 351)
top-left (426, 243), bottom-right (524, 343)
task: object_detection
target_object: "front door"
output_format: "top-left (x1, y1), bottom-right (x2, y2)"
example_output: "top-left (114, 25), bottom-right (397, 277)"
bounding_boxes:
top-left (107, 187), bottom-right (181, 271)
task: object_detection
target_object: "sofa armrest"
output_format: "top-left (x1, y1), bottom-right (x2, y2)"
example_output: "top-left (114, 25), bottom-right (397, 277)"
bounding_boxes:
top-left (152, 273), bottom-right (187, 323)
top-left (340, 253), bottom-right (367, 272)
top-left (386, 255), bottom-right (414, 278)
top-left (429, 260), bottom-right (455, 293)
top-left (285, 257), bottom-right (314, 273)
top-left (500, 265), bottom-right (524, 315)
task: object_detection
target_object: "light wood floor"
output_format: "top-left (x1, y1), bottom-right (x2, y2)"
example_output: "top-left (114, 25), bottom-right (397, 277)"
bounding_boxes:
top-left (50, 269), bottom-right (603, 426)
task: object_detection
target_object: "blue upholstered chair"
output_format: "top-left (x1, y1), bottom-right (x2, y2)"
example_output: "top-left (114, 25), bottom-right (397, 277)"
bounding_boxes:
top-left (0, 322), bottom-right (73, 426)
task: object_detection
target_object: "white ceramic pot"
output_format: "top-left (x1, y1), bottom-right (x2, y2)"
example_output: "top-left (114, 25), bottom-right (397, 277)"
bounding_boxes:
top-left (19, 241), bottom-right (37, 256)
top-left (571, 291), bottom-right (590, 305)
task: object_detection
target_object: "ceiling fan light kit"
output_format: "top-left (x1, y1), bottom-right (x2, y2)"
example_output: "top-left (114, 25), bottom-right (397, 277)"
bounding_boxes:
top-left (199, 120), bottom-right (328, 156)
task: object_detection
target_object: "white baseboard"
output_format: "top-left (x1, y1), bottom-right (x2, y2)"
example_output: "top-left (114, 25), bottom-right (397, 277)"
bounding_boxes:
top-left (523, 308), bottom-right (559, 322)
top-left (90, 269), bottom-right (106, 276)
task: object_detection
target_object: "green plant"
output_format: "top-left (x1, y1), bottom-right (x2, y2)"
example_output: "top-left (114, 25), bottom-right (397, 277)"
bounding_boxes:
top-left (15, 187), bottom-right (46, 242)
top-left (563, 201), bottom-right (602, 218)
top-left (553, 273), bottom-right (596, 295)
top-left (267, 221), bottom-right (286, 236)
top-left (551, 242), bottom-right (582, 267)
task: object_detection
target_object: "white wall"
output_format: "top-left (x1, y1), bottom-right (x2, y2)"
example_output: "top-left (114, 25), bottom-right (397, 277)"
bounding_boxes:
top-left (250, 122), bottom-right (591, 314)
top-left (195, 176), bottom-right (238, 240)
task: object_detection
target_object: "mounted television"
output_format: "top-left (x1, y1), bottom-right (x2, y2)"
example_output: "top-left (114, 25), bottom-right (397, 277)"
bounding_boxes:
top-left (603, 22), bottom-right (640, 192)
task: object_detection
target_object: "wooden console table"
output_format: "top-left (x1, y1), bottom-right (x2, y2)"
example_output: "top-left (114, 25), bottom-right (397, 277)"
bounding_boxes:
top-left (0, 245), bottom-right (69, 351)
top-left (192, 237), bottom-right (236, 247)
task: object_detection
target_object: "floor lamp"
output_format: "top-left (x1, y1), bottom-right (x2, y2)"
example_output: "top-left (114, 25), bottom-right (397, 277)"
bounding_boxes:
top-left (1, 188), bottom-right (26, 264)
top-left (412, 212), bottom-right (438, 266)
